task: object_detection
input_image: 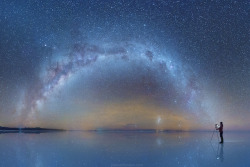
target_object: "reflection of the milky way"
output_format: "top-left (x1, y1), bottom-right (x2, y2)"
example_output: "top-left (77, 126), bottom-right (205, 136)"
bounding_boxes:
top-left (0, 132), bottom-right (250, 167)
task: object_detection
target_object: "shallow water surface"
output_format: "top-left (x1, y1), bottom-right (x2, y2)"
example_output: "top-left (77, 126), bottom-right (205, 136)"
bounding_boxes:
top-left (0, 132), bottom-right (249, 167)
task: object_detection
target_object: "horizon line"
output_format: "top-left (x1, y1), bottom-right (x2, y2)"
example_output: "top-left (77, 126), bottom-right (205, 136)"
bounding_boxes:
top-left (1, 126), bottom-right (250, 132)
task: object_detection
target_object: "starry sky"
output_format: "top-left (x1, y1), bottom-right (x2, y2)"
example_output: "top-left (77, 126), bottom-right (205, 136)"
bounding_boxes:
top-left (0, 0), bottom-right (249, 131)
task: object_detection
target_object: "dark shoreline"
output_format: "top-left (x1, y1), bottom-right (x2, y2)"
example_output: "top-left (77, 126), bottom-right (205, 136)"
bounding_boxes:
top-left (0, 126), bottom-right (64, 134)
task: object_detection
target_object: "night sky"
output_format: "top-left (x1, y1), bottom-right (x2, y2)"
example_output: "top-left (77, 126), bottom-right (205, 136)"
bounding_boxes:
top-left (0, 0), bottom-right (249, 130)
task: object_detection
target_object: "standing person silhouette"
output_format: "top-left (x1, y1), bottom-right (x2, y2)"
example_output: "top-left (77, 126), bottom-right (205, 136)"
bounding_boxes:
top-left (216, 122), bottom-right (224, 143)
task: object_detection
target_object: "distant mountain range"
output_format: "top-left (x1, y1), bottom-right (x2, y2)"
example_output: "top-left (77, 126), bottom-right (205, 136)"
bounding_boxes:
top-left (0, 126), bottom-right (64, 133)
top-left (0, 126), bottom-right (187, 133)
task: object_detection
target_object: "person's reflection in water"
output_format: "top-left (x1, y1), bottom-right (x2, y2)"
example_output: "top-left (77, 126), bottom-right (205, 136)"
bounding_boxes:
top-left (216, 143), bottom-right (224, 162)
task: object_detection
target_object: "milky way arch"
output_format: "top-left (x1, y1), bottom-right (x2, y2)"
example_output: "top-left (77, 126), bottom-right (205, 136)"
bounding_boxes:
top-left (17, 40), bottom-right (205, 125)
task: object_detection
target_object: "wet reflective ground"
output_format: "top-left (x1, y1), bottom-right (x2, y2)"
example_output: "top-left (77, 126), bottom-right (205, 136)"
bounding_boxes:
top-left (0, 132), bottom-right (249, 167)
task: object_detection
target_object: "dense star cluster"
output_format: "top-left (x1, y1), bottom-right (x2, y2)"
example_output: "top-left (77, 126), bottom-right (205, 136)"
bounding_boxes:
top-left (0, 0), bottom-right (249, 130)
